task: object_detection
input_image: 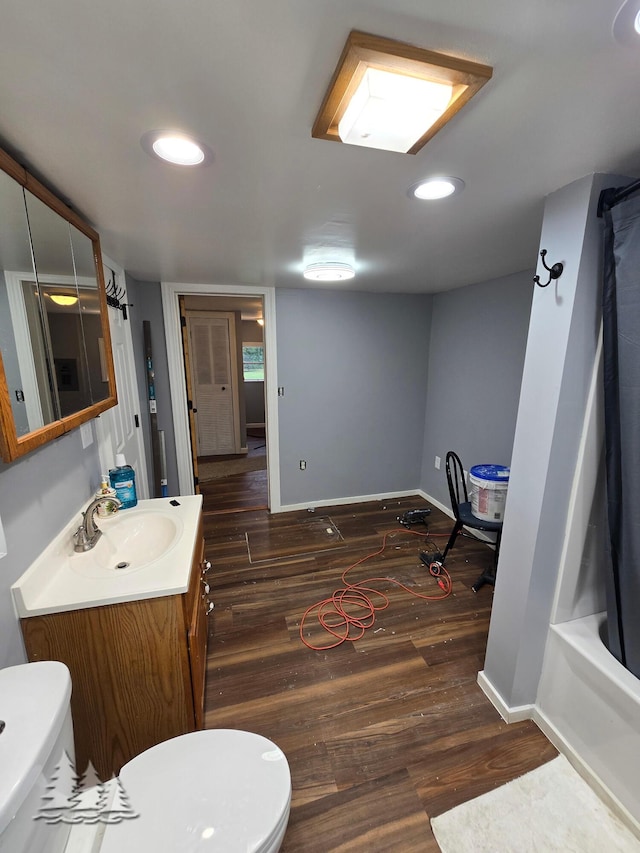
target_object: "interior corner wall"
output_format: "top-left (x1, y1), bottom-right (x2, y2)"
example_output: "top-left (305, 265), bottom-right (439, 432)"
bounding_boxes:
top-left (482, 173), bottom-right (627, 710)
top-left (125, 276), bottom-right (179, 497)
top-left (275, 288), bottom-right (432, 507)
top-left (419, 270), bottom-right (534, 509)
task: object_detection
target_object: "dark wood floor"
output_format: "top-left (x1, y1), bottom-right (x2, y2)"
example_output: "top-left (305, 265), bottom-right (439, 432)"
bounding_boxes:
top-left (199, 433), bottom-right (268, 513)
top-left (202, 492), bottom-right (557, 852)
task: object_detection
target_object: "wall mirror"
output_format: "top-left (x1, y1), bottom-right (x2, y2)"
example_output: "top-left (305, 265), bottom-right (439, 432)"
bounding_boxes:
top-left (0, 146), bottom-right (117, 462)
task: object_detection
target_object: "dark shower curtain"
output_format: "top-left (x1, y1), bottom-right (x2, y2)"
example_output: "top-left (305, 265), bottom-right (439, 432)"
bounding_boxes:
top-left (602, 184), bottom-right (640, 679)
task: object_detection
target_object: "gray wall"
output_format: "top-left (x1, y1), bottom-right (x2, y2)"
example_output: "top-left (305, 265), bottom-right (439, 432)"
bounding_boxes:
top-left (125, 276), bottom-right (179, 497)
top-left (275, 289), bottom-right (432, 506)
top-left (420, 270), bottom-right (534, 508)
top-left (0, 426), bottom-right (102, 668)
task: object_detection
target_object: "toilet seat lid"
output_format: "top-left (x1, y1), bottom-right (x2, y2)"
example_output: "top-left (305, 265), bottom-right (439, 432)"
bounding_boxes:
top-left (99, 729), bottom-right (291, 853)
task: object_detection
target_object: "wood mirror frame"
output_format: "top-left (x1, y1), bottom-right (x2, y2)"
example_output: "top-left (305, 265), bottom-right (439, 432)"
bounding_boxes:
top-left (0, 146), bottom-right (117, 462)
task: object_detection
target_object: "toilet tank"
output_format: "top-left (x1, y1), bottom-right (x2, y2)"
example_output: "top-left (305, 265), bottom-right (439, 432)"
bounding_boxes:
top-left (0, 661), bottom-right (74, 853)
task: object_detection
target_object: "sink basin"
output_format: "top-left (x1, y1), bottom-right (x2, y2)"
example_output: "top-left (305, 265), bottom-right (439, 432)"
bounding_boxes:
top-left (70, 508), bottom-right (183, 577)
top-left (11, 495), bottom-right (203, 617)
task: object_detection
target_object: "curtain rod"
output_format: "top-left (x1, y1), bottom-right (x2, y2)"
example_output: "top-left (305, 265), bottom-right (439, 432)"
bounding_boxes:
top-left (597, 178), bottom-right (640, 218)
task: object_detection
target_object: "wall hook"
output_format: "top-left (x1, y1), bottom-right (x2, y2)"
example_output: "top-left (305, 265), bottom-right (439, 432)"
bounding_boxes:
top-left (105, 270), bottom-right (132, 319)
top-left (533, 250), bottom-right (564, 288)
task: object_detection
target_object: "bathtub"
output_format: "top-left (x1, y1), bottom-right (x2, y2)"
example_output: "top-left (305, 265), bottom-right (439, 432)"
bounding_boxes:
top-left (536, 611), bottom-right (640, 830)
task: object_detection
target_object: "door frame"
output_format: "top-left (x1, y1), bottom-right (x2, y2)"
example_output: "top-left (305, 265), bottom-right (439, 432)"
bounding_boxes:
top-left (95, 254), bottom-right (150, 499)
top-left (161, 281), bottom-right (280, 510)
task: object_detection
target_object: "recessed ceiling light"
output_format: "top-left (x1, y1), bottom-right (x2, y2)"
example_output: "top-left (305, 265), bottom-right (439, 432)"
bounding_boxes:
top-left (303, 262), bottom-right (356, 282)
top-left (141, 130), bottom-right (213, 166)
top-left (409, 176), bottom-right (465, 200)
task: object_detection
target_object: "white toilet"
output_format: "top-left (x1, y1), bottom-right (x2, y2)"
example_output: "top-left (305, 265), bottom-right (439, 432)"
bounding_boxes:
top-left (0, 661), bottom-right (291, 853)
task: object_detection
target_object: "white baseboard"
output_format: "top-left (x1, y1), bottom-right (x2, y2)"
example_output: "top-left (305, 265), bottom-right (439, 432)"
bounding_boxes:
top-left (416, 490), bottom-right (452, 517)
top-left (276, 489), bottom-right (423, 514)
top-left (276, 489), bottom-right (497, 550)
top-left (477, 670), bottom-right (534, 723)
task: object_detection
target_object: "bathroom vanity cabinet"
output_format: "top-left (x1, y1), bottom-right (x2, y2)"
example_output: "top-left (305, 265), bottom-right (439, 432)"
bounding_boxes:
top-left (19, 515), bottom-right (210, 780)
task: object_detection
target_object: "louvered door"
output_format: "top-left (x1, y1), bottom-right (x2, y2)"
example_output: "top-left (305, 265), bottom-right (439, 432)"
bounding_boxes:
top-left (186, 311), bottom-right (240, 455)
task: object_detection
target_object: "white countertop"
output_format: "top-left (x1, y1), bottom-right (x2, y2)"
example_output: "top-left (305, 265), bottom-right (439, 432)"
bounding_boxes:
top-left (11, 495), bottom-right (203, 618)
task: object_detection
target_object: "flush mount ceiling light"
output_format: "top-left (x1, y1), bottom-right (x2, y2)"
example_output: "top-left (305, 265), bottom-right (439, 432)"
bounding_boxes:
top-left (409, 176), bottom-right (465, 200)
top-left (312, 31), bottom-right (493, 155)
top-left (48, 294), bottom-right (78, 306)
top-left (613, 0), bottom-right (640, 46)
top-left (303, 262), bottom-right (356, 282)
top-left (140, 130), bottom-right (213, 166)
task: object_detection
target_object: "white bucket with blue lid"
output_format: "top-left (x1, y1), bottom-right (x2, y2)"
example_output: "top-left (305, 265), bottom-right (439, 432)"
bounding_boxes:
top-left (469, 464), bottom-right (510, 522)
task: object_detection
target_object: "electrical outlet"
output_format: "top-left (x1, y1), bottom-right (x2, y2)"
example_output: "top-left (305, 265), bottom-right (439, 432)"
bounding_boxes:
top-left (299, 460), bottom-right (306, 470)
top-left (435, 455), bottom-right (441, 470)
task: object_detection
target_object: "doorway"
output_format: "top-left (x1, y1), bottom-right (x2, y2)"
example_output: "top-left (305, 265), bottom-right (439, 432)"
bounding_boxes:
top-left (162, 282), bottom-right (279, 512)
top-left (182, 295), bottom-right (266, 512)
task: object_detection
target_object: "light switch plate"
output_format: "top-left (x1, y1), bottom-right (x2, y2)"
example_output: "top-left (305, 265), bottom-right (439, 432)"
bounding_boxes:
top-left (80, 421), bottom-right (93, 449)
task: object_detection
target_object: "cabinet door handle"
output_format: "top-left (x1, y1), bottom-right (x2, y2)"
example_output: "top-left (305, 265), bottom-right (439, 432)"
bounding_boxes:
top-left (206, 600), bottom-right (214, 614)
top-left (203, 582), bottom-right (210, 594)
top-left (201, 560), bottom-right (211, 574)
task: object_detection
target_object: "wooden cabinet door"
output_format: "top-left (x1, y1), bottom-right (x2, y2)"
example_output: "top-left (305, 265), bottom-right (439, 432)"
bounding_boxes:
top-left (21, 594), bottom-right (193, 780)
top-left (20, 510), bottom-right (208, 780)
top-left (186, 530), bottom-right (209, 730)
top-left (188, 578), bottom-right (209, 730)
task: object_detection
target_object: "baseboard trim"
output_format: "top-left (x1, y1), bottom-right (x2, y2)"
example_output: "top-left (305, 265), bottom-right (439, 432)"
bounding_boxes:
top-left (276, 489), bottom-right (424, 514)
top-left (416, 490), bottom-right (451, 517)
top-left (275, 488), bottom-right (497, 550)
top-left (477, 670), bottom-right (534, 723)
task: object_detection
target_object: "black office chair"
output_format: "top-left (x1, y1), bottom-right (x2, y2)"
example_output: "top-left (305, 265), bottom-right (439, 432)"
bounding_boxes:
top-left (442, 451), bottom-right (503, 593)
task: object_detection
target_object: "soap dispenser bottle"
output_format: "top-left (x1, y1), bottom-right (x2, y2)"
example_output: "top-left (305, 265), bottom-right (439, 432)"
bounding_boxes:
top-left (109, 454), bottom-right (138, 509)
top-left (95, 474), bottom-right (118, 518)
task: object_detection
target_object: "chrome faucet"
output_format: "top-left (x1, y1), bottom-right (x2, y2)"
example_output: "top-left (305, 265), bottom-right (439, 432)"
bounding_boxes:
top-left (73, 495), bottom-right (122, 552)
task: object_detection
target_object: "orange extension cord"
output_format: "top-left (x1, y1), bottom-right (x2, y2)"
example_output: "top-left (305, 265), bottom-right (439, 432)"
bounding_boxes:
top-left (299, 528), bottom-right (452, 651)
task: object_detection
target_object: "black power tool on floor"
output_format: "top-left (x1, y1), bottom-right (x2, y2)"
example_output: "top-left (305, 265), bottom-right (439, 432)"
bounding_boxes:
top-left (397, 508), bottom-right (431, 529)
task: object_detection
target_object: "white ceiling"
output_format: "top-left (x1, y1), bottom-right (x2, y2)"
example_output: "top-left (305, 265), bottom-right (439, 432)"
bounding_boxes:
top-left (1, 0), bottom-right (639, 294)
